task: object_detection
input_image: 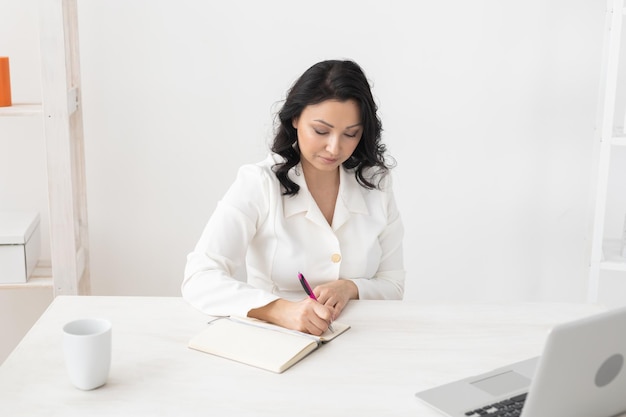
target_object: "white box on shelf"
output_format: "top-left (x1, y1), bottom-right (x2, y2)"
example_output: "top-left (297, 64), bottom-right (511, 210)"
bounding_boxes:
top-left (0, 212), bottom-right (41, 284)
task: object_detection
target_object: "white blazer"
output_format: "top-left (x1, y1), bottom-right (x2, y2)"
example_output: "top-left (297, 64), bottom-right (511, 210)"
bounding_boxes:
top-left (182, 153), bottom-right (405, 317)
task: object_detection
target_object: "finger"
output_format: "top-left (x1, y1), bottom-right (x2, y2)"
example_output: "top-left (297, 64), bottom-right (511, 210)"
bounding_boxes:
top-left (313, 287), bottom-right (328, 303)
top-left (294, 299), bottom-right (328, 334)
top-left (313, 301), bottom-right (333, 320)
top-left (316, 305), bottom-right (335, 331)
top-left (302, 311), bottom-right (329, 335)
top-left (318, 290), bottom-right (340, 307)
top-left (318, 294), bottom-right (333, 307)
top-left (306, 319), bottom-right (327, 336)
top-left (332, 301), bottom-right (346, 318)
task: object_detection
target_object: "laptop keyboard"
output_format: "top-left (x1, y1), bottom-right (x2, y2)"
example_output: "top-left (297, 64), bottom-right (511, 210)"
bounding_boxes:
top-left (464, 392), bottom-right (527, 416)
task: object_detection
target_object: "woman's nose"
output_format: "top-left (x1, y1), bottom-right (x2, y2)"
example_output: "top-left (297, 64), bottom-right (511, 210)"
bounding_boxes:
top-left (326, 134), bottom-right (340, 155)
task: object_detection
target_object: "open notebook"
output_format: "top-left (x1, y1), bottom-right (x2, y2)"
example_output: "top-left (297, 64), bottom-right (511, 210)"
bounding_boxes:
top-left (188, 316), bottom-right (350, 373)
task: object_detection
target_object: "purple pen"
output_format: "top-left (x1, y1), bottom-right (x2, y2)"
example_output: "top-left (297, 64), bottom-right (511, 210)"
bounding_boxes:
top-left (298, 272), bottom-right (318, 301)
top-left (297, 272), bottom-right (334, 332)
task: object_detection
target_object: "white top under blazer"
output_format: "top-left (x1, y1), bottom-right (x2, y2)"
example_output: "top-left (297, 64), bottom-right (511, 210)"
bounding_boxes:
top-left (182, 153), bottom-right (405, 317)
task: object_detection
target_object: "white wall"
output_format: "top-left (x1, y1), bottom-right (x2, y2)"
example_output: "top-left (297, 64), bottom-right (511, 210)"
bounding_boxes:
top-left (2, 1), bottom-right (623, 315)
top-left (73, 0), bottom-right (611, 303)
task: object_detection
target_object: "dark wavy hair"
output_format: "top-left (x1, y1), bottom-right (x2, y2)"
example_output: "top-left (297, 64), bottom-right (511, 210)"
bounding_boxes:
top-left (271, 60), bottom-right (393, 195)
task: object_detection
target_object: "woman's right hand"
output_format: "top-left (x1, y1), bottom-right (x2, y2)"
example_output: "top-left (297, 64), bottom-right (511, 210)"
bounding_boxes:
top-left (248, 298), bottom-right (333, 336)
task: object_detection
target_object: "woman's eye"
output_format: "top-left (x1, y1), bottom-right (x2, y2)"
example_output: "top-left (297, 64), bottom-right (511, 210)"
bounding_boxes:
top-left (314, 129), bottom-right (328, 135)
top-left (345, 133), bottom-right (357, 138)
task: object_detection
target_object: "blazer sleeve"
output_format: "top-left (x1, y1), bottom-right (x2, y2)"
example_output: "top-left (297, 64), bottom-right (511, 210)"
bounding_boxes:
top-left (181, 164), bottom-right (280, 317)
top-left (350, 173), bottom-right (405, 300)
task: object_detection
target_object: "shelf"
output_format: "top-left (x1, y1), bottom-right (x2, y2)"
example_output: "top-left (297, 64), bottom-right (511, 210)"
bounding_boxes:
top-left (600, 239), bottom-right (626, 272)
top-left (0, 261), bottom-right (53, 289)
top-left (0, 103), bottom-right (43, 117)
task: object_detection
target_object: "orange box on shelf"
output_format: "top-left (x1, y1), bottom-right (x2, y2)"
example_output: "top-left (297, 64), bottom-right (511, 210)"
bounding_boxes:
top-left (0, 56), bottom-right (12, 107)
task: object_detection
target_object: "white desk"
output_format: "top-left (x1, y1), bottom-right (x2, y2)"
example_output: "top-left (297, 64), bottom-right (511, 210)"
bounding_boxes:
top-left (0, 297), bottom-right (611, 416)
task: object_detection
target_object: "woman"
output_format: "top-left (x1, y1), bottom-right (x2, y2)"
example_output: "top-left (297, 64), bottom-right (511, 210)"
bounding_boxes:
top-left (182, 60), bottom-right (404, 335)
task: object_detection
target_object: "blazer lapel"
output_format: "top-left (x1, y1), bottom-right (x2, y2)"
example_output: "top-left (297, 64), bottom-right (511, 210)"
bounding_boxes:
top-left (282, 165), bottom-right (328, 228)
top-left (331, 168), bottom-right (369, 231)
top-left (282, 164), bottom-right (370, 230)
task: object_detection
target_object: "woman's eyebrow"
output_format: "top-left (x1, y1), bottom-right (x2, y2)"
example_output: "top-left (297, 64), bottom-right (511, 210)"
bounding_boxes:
top-left (313, 119), bottom-right (362, 129)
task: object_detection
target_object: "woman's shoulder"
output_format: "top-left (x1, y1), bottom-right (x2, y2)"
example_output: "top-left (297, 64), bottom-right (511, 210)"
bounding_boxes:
top-left (226, 154), bottom-right (285, 196)
top-left (236, 153), bottom-right (282, 180)
top-left (222, 155), bottom-right (281, 207)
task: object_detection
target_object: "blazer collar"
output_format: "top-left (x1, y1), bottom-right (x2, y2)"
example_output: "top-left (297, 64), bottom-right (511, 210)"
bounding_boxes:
top-left (283, 164), bottom-right (369, 230)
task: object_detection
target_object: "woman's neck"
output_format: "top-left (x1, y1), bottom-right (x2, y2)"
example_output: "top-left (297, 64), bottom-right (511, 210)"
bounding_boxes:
top-left (301, 162), bottom-right (340, 225)
top-left (300, 157), bottom-right (340, 187)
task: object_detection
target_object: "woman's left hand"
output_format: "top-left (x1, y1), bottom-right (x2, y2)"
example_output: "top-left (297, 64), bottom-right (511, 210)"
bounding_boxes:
top-left (313, 279), bottom-right (359, 320)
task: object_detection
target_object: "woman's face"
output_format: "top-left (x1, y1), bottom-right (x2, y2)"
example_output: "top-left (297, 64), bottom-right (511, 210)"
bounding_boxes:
top-left (292, 99), bottom-right (362, 176)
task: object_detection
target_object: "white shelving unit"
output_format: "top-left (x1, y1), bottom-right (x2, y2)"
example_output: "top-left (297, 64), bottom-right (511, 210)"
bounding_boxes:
top-left (0, 103), bottom-right (42, 116)
top-left (589, 0), bottom-right (626, 301)
top-left (0, 104), bottom-right (52, 289)
top-left (0, 0), bottom-right (90, 295)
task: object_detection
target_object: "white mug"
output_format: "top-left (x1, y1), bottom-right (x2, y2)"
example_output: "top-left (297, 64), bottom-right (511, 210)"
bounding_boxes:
top-left (63, 318), bottom-right (112, 390)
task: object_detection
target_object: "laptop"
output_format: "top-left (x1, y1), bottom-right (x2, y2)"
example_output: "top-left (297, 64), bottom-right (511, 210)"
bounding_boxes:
top-left (415, 305), bottom-right (626, 417)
